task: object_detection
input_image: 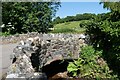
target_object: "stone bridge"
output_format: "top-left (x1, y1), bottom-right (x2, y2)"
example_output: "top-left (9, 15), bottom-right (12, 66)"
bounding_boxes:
top-left (4, 34), bottom-right (87, 79)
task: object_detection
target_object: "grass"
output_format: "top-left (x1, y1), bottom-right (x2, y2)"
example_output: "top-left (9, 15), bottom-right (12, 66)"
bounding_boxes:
top-left (0, 20), bottom-right (87, 36)
top-left (49, 21), bottom-right (86, 34)
top-left (0, 32), bottom-right (11, 37)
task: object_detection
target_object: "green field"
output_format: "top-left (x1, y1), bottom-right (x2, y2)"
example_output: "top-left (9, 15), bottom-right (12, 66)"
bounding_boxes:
top-left (49, 21), bottom-right (86, 33)
top-left (1, 21), bottom-right (86, 36)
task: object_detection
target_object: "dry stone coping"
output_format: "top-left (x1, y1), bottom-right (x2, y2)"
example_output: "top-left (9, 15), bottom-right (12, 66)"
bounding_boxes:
top-left (0, 32), bottom-right (87, 44)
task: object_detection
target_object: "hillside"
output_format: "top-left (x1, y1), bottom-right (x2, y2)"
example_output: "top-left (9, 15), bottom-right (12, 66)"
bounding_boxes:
top-left (49, 21), bottom-right (86, 33)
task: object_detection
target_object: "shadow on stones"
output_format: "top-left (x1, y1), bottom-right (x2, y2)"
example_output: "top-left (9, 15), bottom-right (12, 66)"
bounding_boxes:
top-left (12, 57), bottom-right (17, 63)
top-left (30, 53), bottom-right (40, 72)
top-left (42, 60), bottom-right (73, 78)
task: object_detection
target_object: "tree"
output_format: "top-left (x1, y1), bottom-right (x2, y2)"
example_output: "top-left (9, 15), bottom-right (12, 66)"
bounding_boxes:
top-left (64, 16), bottom-right (75, 22)
top-left (52, 13), bottom-right (96, 24)
top-left (100, 2), bottom-right (120, 21)
top-left (75, 13), bottom-right (96, 21)
top-left (53, 16), bottom-right (61, 24)
top-left (2, 1), bottom-right (60, 34)
top-left (84, 2), bottom-right (120, 78)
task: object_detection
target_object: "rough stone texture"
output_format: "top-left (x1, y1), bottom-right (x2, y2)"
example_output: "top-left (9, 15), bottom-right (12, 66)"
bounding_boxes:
top-left (1, 32), bottom-right (89, 44)
top-left (49, 71), bottom-right (69, 79)
top-left (0, 32), bottom-right (39, 44)
top-left (5, 33), bottom-right (88, 79)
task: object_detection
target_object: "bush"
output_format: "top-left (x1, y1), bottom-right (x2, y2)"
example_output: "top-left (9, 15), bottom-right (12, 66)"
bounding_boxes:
top-left (0, 32), bottom-right (11, 37)
top-left (67, 45), bottom-right (118, 79)
top-left (85, 20), bottom-right (120, 77)
top-left (79, 20), bottom-right (90, 28)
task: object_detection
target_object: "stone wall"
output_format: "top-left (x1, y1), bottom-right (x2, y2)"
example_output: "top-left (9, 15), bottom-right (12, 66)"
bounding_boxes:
top-left (1, 32), bottom-right (89, 44)
top-left (1, 32), bottom-right (39, 44)
top-left (4, 33), bottom-right (88, 79)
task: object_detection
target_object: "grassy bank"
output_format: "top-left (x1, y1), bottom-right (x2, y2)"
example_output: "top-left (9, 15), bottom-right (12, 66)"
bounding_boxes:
top-left (49, 21), bottom-right (86, 33)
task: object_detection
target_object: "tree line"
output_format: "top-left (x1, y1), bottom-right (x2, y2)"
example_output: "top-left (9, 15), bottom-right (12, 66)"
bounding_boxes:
top-left (53, 13), bottom-right (96, 24)
top-left (53, 12), bottom-right (114, 24)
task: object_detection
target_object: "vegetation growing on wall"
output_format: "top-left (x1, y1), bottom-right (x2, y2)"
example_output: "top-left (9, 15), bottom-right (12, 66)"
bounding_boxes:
top-left (67, 46), bottom-right (118, 79)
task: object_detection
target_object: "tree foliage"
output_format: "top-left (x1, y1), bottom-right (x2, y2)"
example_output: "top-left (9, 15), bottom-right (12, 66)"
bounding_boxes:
top-left (53, 13), bottom-right (96, 24)
top-left (100, 2), bottom-right (120, 21)
top-left (2, 1), bottom-right (60, 34)
top-left (84, 2), bottom-right (120, 78)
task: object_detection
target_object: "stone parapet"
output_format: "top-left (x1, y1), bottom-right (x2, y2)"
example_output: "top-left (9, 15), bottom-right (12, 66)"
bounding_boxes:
top-left (4, 33), bottom-right (88, 79)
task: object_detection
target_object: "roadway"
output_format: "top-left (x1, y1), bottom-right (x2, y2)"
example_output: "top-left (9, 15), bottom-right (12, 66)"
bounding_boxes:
top-left (0, 43), bottom-right (18, 79)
